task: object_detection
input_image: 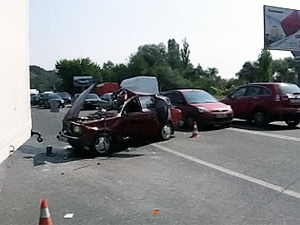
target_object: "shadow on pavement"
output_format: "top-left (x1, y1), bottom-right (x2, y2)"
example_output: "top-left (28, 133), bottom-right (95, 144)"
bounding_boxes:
top-left (230, 120), bottom-right (300, 131)
top-left (20, 145), bottom-right (76, 166)
top-left (19, 138), bottom-right (148, 166)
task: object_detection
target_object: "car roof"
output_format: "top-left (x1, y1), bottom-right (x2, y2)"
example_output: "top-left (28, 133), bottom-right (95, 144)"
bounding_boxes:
top-left (243, 82), bottom-right (293, 86)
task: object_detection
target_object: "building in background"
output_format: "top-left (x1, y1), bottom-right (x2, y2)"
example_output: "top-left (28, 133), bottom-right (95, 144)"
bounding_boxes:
top-left (0, 0), bottom-right (31, 164)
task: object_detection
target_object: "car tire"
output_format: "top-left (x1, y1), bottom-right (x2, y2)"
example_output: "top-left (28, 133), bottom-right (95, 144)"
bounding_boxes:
top-left (285, 119), bottom-right (299, 128)
top-left (160, 122), bottom-right (173, 140)
top-left (90, 133), bottom-right (114, 156)
top-left (253, 110), bottom-right (268, 127)
top-left (69, 139), bottom-right (84, 151)
top-left (246, 118), bottom-right (253, 124)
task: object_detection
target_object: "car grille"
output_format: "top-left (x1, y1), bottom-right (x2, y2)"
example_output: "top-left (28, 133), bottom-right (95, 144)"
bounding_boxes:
top-left (212, 109), bottom-right (228, 113)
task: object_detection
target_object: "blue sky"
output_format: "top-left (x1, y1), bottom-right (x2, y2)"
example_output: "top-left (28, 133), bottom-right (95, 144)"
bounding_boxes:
top-left (29, 0), bottom-right (300, 79)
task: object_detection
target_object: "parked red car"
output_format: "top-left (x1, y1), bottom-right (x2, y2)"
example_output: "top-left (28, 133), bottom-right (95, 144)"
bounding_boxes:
top-left (164, 89), bottom-right (233, 128)
top-left (58, 85), bottom-right (181, 156)
top-left (221, 82), bottom-right (300, 127)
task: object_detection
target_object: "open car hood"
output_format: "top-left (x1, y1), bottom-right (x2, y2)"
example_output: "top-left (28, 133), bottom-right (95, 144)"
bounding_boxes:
top-left (63, 84), bottom-right (95, 121)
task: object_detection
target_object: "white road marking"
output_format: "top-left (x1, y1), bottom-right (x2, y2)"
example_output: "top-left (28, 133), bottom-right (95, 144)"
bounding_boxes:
top-left (228, 127), bottom-right (300, 142)
top-left (152, 143), bottom-right (300, 200)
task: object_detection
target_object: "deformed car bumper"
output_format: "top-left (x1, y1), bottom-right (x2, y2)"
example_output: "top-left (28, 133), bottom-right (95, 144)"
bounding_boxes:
top-left (57, 130), bottom-right (79, 142)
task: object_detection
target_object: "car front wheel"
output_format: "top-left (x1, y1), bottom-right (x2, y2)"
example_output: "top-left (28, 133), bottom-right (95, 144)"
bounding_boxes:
top-left (285, 119), bottom-right (299, 128)
top-left (90, 133), bottom-right (114, 156)
top-left (160, 122), bottom-right (173, 140)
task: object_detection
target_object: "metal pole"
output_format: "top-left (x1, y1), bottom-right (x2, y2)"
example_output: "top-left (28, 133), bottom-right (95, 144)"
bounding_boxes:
top-left (292, 51), bottom-right (300, 86)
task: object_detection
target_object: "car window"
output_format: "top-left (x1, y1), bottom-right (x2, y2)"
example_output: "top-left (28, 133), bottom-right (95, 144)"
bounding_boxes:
top-left (49, 94), bottom-right (61, 99)
top-left (183, 90), bottom-right (218, 103)
top-left (60, 92), bottom-right (70, 98)
top-left (101, 93), bottom-right (113, 101)
top-left (245, 86), bottom-right (260, 96)
top-left (43, 94), bottom-right (50, 99)
top-left (279, 84), bottom-right (300, 95)
top-left (123, 97), bottom-right (142, 113)
top-left (258, 87), bottom-right (271, 96)
top-left (139, 96), bottom-right (155, 109)
top-left (231, 87), bottom-right (247, 98)
top-left (87, 94), bottom-right (99, 99)
top-left (165, 92), bottom-right (184, 104)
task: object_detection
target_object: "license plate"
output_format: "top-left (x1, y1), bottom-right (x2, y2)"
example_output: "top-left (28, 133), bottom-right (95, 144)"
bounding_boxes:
top-left (216, 114), bottom-right (227, 118)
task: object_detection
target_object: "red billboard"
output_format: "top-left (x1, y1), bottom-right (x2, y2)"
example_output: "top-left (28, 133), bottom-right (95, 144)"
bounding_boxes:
top-left (264, 5), bottom-right (300, 51)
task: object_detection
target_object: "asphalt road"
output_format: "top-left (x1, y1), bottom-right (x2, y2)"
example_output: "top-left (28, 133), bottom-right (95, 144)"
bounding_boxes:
top-left (2, 106), bottom-right (300, 224)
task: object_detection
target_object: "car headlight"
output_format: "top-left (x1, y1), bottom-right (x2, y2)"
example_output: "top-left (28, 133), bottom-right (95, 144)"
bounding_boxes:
top-left (198, 107), bottom-right (209, 113)
top-left (61, 100), bottom-right (64, 103)
top-left (72, 125), bottom-right (82, 134)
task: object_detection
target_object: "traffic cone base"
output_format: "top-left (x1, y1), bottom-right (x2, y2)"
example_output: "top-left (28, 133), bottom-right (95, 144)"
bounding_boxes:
top-left (190, 122), bottom-right (200, 138)
top-left (39, 199), bottom-right (53, 225)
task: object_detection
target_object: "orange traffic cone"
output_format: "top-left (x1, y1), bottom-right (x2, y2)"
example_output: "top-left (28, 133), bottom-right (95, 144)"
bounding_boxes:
top-left (39, 199), bottom-right (53, 225)
top-left (190, 122), bottom-right (200, 138)
top-left (152, 208), bottom-right (160, 215)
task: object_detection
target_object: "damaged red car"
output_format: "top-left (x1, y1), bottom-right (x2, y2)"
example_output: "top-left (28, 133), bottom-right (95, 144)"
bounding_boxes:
top-left (57, 84), bottom-right (181, 156)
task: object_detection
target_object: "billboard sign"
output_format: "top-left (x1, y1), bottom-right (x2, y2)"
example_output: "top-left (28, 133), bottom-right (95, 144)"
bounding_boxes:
top-left (73, 76), bottom-right (93, 86)
top-left (264, 5), bottom-right (300, 51)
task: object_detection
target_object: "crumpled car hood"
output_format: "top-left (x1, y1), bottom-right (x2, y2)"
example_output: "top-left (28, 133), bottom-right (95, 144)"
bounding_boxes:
top-left (63, 84), bottom-right (95, 121)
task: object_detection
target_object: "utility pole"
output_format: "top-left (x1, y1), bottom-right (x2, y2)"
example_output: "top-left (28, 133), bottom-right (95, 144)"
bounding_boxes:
top-left (292, 51), bottom-right (300, 86)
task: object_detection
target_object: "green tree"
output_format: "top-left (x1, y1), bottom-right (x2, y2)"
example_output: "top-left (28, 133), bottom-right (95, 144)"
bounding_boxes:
top-left (101, 61), bottom-right (115, 82)
top-left (111, 63), bottom-right (131, 83)
top-left (167, 39), bottom-right (181, 70)
top-left (272, 57), bottom-right (296, 83)
top-left (136, 43), bottom-right (168, 67)
top-left (126, 43), bottom-right (169, 81)
top-left (236, 61), bottom-right (259, 83)
top-left (257, 49), bottom-right (273, 82)
top-left (155, 66), bottom-right (192, 91)
top-left (30, 66), bottom-right (62, 92)
top-left (55, 58), bottom-right (101, 94)
top-left (181, 38), bottom-right (190, 70)
top-left (127, 53), bottom-right (149, 76)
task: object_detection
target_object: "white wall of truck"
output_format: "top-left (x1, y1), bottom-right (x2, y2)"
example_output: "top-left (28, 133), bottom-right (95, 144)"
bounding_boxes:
top-left (0, 0), bottom-right (31, 164)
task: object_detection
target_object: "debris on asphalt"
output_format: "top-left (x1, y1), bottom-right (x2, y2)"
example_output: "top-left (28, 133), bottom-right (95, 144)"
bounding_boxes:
top-left (64, 213), bottom-right (74, 219)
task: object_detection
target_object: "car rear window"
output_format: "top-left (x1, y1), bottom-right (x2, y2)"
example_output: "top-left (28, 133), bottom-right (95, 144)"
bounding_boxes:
top-left (60, 92), bottom-right (70, 98)
top-left (278, 84), bottom-right (300, 95)
top-left (87, 94), bottom-right (99, 99)
top-left (101, 93), bottom-right (113, 101)
top-left (183, 90), bottom-right (218, 103)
